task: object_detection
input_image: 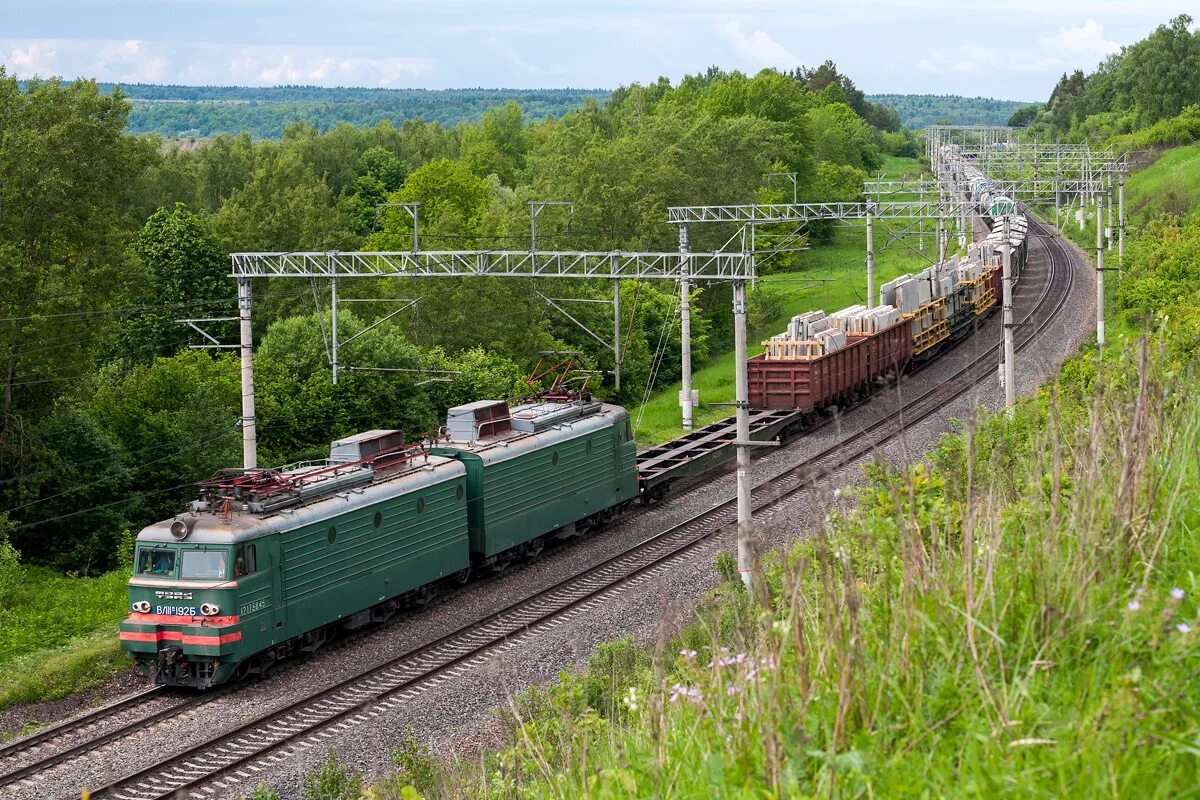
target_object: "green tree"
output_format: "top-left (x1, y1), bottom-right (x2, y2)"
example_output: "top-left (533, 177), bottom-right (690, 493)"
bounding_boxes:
top-left (360, 145), bottom-right (407, 191)
top-left (213, 148), bottom-right (351, 253)
top-left (806, 102), bottom-right (882, 172)
top-left (460, 101), bottom-right (527, 185)
top-left (86, 350), bottom-right (241, 524)
top-left (122, 204), bottom-right (232, 358)
top-left (369, 158), bottom-right (492, 250)
top-left (7, 406), bottom-right (134, 572)
top-left (0, 70), bottom-right (146, 437)
top-left (1116, 15), bottom-right (1200, 124)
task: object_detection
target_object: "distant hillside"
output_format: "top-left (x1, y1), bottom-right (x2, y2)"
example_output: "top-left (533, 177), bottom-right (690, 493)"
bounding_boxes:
top-left (95, 84), bottom-right (612, 139)
top-left (867, 94), bottom-right (1036, 129)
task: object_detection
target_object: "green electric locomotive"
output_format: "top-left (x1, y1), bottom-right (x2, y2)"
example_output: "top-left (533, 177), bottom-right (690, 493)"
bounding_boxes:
top-left (120, 397), bottom-right (637, 688)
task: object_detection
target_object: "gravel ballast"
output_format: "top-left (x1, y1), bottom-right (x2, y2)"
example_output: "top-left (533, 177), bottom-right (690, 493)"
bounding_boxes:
top-left (6, 227), bottom-right (1095, 800)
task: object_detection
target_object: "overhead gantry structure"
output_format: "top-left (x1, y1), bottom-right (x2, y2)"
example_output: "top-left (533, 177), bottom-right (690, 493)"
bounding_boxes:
top-left (926, 124), bottom-right (1128, 347)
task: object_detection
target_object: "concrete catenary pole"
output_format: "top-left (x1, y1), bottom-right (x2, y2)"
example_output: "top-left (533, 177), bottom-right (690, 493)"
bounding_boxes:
top-left (1002, 215), bottom-right (1015, 409)
top-left (237, 278), bottom-right (258, 470)
top-left (1106, 175), bottom-right (1114, 252)
top-left (1118, 174), bottom-right (1125, 265)
top-left (866, 203), bottom-right (876, 309)
top-left (678, 223), bottom-right (693, 431)
top-left (613, 280), bottom-right (621, 392)
top-left (1096, 194), bottom-right (1106, 347)
top-left (732, 279), bottom-right (753, 591)
top-left (331, 275), bottom-right (339, 384)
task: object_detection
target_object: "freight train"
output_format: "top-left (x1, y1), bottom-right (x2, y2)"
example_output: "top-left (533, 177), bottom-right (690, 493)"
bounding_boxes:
top-left (751, 150), bottom-right (1027, 411)
top-left (122, 160), bottom-right (1028, 689)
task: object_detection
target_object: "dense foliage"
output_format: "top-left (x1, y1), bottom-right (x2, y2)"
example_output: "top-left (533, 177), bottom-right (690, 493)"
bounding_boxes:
top-left (1026, 15), bottom-right (1200, 145)
top-left (0, 61), bottom-right (907, 576)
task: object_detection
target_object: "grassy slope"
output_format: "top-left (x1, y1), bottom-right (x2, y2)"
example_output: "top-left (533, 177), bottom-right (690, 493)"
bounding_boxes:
top-left (1046, 143), bottom-right (1200, 344)
top-left (633, 156), bottom-right (939, 443)
top-left (1123, 143), bottom-right (1200, 223)
top-left (0, 565), bottom-right (130, 711)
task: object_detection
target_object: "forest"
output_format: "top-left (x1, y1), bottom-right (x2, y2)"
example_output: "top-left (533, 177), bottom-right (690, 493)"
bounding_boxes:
top-left (0, 61), bottom-right (918, 577)
top-left (74, 76), bottom-right (1026, 140)
top-left (101, 85), bottom-right (612, 138)
top-left (866, 93), bottom-right (1033, 129)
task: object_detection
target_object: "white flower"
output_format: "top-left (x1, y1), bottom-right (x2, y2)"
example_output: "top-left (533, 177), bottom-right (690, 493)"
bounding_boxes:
top-left (623, 686), bottom-right (639, 712)
top-left (1127, 599), bottom-right (1141, 612)
top-left (1177, 623), bottom-right (1192, 634)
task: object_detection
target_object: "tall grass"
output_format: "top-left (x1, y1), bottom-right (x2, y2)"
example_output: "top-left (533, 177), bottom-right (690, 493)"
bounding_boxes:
top-left (434, 337), bottom-right (1200, 797)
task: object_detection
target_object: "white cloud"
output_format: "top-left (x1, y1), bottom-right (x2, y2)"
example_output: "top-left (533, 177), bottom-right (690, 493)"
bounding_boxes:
top-left (1039, 20), bottom-right (1120, 61)
top-left (713, 21), bottom-right (797, 69)
top-left (1, 38), bottom-right (433, 86)
top-left (6, 40), bottom-right (60, 75)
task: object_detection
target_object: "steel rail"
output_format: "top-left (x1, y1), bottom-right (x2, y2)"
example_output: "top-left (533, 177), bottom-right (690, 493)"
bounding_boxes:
top-left (85, 215), bottom-right (1076, 800)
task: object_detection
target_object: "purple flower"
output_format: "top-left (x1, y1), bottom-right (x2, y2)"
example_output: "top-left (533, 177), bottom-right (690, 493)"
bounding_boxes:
top-left (1177, 623), bottom-right (1192, 634)
top-left (1127, 599), bottom-right (1141, 612)
top-left (1171, 588), bottom-right (1185, 601)
top-left (679, 649), bottom-right (697, 660)
top-left (726, 685), bottom-right (741, 696)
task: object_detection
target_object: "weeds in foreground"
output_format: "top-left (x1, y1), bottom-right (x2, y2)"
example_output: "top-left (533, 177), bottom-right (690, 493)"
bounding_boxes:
top-left (429, 338), bottom-right (1200, 797)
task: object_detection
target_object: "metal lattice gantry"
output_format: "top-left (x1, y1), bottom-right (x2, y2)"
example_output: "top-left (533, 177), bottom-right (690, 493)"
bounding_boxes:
top-left (227, 245), bottom-right (765, 471)
top-left (927, 123), bottom-right (1126, 357)
top-left (230, 249), bottom-right (753, 281)
top-left (664, 198), bottom-right (960, 225)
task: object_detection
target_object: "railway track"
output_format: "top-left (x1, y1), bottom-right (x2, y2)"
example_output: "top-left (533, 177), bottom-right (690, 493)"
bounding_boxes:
top-left (61, 217), bottom-right (1076, 800)
top-left (1, 215), bottom-right (1076, 799)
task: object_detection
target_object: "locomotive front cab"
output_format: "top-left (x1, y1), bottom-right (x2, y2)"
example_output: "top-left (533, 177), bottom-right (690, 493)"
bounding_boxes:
top-left (121, 533), bottom-right (262, 688)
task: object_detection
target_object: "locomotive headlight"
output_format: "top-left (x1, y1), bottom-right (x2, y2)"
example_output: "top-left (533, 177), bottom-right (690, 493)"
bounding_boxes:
top-left (200, 603), bottom-right (220, 616)
top-left (169, 516), bottom-right (195, 540)
top-left (132, 601), bottom-right (151, 613)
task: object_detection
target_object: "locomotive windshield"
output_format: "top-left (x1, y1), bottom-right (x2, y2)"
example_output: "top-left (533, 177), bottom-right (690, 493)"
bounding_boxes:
top-left (137, 548), bottom-right (176, 576)
top-left (180, 549), bottom-right (228, 579)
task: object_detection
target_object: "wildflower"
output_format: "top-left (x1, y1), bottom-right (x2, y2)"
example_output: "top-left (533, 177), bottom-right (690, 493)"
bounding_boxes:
top-left (679, 649), bottom-right (697, 661)
top-left (1136, 587), bottom-right (1146, 596)
top-left (1127, 599), bottom-right (1141, 612)
top-left (623, 686), bottom-right (639, 712)
top-left (1172, 588), bottom-right (1185, 601)
top-left (734, 713), bottom-right (744, 722)
top-left (668, 683), bottom-right (703, 704)
top-left (772, 618), bottom-right (792, 636)
top-left (726, 685), bottom-right (741, 696)
top-left (1177, 623), bottom-right (1192, 634)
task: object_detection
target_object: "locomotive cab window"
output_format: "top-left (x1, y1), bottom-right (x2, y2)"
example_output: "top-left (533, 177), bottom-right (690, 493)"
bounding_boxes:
top-left (233, 544), bottom-right (257, 577)
top-left (137, 548), bottom-right (176, 576)
top-left (181, 549), bottom-right (227, 579)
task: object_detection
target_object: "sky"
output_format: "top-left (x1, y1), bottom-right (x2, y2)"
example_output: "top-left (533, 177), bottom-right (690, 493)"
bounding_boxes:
top-left (1, 1), bottom-right (1195, 101)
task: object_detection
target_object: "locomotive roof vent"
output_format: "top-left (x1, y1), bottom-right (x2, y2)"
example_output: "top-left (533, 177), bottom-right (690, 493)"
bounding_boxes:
top-left (329, 430), bottom-right (405, 464)
top-left (446, 400), bottom-right (512, 442)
